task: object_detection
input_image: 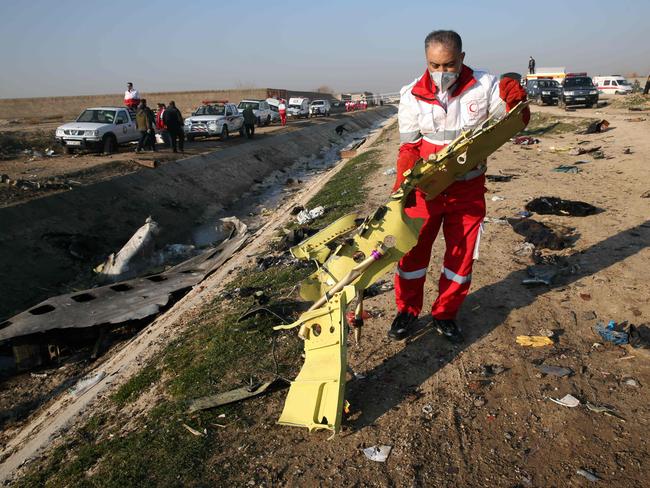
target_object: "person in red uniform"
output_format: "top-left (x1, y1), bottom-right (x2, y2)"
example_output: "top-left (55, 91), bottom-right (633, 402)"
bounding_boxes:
top-left (388, 30), bottom-right (529, 343)
top-left (278, 99), bottom-right (287, 126)
top-left (155, 103), bottom-right (170, 147)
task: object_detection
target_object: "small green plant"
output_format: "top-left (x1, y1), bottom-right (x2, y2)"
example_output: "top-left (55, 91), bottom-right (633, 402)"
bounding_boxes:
top-left (111, 365), bottom-right (161, 406)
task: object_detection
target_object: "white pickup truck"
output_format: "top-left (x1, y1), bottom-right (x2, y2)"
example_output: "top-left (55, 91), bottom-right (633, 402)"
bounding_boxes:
top-left (55, 107), bottom-right (139, 154)
top-left (237, 99), bottom-right (273, 126)
top-left (184, 100), bottom-right (245, 141)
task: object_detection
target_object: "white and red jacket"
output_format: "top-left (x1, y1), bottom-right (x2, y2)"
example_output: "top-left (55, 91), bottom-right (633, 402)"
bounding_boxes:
top-left (124, 88), bottom-right (140, 108)
top-left (395, 65), bottom-right (509, 189)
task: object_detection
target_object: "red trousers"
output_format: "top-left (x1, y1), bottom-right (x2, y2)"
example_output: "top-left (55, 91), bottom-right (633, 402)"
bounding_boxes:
top-left (395, 175), bottom-right (486, 319)
top-left (280, 111), bottom-right (287, 126)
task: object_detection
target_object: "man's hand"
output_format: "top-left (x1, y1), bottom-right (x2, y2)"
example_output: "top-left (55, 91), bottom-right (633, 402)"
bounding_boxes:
top-left (392, 149), bottom-right (419, 191)
top-left (499, 77), bottom-right (530, 124)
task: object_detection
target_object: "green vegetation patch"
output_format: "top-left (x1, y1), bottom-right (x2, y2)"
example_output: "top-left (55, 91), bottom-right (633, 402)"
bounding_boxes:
top-left (306, 149), bottom-right (381, 226)
top-left (111, 365), bottom-right (162, 406)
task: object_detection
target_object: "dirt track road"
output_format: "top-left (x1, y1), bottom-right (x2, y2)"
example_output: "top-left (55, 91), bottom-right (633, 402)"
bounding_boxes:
top-left (0, 111), bottom-right (347, 207)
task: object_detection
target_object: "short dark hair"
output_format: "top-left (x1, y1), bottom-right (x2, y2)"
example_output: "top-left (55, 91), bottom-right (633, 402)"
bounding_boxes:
top-left (424, 30), bottom-right (462, 53)
top-left (127, 82), bottom-right (133, 86)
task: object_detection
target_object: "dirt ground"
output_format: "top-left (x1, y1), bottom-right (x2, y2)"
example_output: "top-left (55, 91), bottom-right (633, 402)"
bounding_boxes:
top-left (181, 100), bottom-right (650, 487)
top-left (0, 112), bottom-right (345, 208)
top-left (4, 98), bottom-right (650, 486)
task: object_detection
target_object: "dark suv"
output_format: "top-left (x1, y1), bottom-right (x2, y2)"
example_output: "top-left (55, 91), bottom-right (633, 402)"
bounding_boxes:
top-left (526, 79), bottom-right (561, 105)
top-left (559, 76), bottom-right (599, 108)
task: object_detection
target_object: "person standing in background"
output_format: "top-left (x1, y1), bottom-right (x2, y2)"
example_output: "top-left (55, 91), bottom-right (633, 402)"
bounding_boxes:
top-left (155, 103), bottom-right (170, 147)
top-left (135, 99), bottom-right (156, 152)
top-left (163, 101), bottom-right (185, 153)
top-left (242, 105), bottom-right (256, 138)
top-left (528, 56), bottom-right (536, 74)
top-left (124, 82), bottom-right (140, 110)
top-left (278, 99), bottom-right (287, 126)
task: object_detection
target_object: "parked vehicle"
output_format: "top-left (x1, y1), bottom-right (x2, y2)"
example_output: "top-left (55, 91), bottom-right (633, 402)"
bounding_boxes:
top-left (287, 97), bottom-right (310, 118)
top-left (558, 74), bottom-right (599, 108)
top-left (237, 99), bottom-right (272, 126)
top-left (593, 75), bottom-right (633, 95)
top-left (330, 100), bottom-right (347, 114)
top-left (55, 107), bottom-right (139, 154)
top-left (184, 100), bottom-right (244, 141)
top-left (309, 99), bottom-right (331, 117)
top-left (526, 78), bottom-right (561, 105)
top-left (266, 98), bottom-right (281, 123)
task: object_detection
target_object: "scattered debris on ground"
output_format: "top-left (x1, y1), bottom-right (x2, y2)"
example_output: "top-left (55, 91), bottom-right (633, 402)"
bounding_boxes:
top-left (69, 371), bottom-right (107, 397)
top-left (536, 364), bottom-right (572, 377)
top-left (188, 379), bottom-right (289, 413)
top-left (525, 197), bottom-right (598, 217)
top-left (576, 468), bottom-right (601, 482)
top-left (508, 218), bottom-right (576, 249)
top-left (296, 205), bottom-right (326, 224)
top-left (553, 164), bottom-right (581, 174)
top-left (486, 174), bottom-right (516, 182)
top-left (362, 445), bottom-right (392, 463)
top-left (516, 335), bottom-right (554, 347)
top-left (549, 393), bottom-right (580, 408)
top-left (583, 119), bottom-right (610, 134)
top-left (512, 136), bottom-right (539, 145)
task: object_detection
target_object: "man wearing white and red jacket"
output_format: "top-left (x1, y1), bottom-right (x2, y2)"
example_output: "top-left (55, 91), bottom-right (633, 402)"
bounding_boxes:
top-left (124, 82), bottom-right (140, 110)
top-left (388, 30), bottom-right (529, 343)
top-left (279, 99), bottom-right (287, 126)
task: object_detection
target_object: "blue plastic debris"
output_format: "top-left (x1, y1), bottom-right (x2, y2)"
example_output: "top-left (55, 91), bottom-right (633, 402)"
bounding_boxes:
top-left (594, 321), bottom-right (629, 345)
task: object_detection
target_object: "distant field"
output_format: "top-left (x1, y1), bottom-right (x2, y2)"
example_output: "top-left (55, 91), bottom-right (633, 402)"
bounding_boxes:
top-left (0, 88), bottom-right (335, 121)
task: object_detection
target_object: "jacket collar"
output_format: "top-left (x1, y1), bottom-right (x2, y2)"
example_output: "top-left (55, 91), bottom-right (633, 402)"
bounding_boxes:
top-left (411, 65), bottom-right (477, 104)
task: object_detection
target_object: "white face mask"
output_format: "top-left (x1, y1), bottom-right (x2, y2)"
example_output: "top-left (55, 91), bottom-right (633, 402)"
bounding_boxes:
top-left (430, 71), bottom-right (459, 92)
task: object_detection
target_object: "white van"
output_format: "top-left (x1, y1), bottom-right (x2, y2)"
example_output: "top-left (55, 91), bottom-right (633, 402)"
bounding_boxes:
top-left (593, 76), bottom-right (632, 95)
top-left (287, 97), bottom-right (310, 118)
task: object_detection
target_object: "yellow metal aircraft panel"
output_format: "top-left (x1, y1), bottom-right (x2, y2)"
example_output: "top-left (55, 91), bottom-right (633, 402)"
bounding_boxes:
top-left (274, 285), bottom-right (354, 432)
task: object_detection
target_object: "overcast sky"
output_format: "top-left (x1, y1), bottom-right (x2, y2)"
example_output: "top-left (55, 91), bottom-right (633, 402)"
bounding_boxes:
top-left (1, 0), bottom-right (649, 99)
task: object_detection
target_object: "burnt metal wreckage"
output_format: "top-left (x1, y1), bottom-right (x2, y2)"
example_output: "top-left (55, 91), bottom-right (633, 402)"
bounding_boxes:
top-left (0, 218), bottom-right (248, 370)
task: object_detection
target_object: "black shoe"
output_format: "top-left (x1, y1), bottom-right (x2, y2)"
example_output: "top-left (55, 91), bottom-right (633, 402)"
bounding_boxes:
top-left (388, 312), bottom-right (418, 341)
top-left (433, 318), bottom-right (464, 344)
